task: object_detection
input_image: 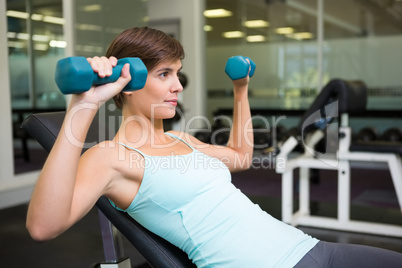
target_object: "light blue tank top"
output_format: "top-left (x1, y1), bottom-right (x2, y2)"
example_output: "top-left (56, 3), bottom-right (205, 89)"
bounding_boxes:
top-left (111, 133), bottom-right (318, 267)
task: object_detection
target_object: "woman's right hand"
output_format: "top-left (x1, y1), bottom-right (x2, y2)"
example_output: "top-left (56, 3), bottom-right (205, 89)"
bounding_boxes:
top-left (69, 56), bottom-right (132, 109)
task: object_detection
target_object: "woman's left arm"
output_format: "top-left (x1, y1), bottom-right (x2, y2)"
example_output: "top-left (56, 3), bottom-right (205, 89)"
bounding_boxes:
top-left (224, 75), bottom-right (253, 171)
top-left (180, 69), bottom-right (253, 172)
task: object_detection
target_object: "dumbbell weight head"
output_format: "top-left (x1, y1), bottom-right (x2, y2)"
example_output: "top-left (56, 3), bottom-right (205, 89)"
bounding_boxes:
top-left (225, 55), bottom-right (256, 80)
top-left (55, 56), bottom-right (148, 94)
top-left (357, 127), bottom-right (378, 142)
top-left (381, 127), bottom-right (401, 142)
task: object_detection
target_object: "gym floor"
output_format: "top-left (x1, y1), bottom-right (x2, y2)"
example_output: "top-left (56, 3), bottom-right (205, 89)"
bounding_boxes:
top-left (2, 155), bottom-right (402, 267)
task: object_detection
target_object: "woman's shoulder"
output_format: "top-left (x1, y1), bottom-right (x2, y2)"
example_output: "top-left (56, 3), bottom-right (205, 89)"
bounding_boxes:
top-left (84, 140), bottom-right (118, 155)
top-left (81, 140), bottom-right (144, 176)
top-left (80, 140), bottom-right (127, 167)
top-left (80, 141), bottom-right (143, 206)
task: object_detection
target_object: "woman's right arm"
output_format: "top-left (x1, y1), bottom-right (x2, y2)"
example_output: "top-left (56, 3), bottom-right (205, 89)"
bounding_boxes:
top-left (26, 57), bottom-right (131, 241)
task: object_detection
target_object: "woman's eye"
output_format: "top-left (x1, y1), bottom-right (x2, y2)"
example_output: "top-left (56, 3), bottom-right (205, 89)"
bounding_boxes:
top-left (160, 72), bottom-right (168, 78)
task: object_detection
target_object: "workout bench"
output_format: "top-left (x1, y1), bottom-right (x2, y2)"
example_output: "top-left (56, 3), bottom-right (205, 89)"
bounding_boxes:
top-left (22, 112), bottom-right (196, 268)
top-left (275, 79), bottom-right (402, 237)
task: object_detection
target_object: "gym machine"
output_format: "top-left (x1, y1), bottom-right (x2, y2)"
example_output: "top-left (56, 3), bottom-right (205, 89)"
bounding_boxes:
top-left (275, 79), bottom-right (402, 237)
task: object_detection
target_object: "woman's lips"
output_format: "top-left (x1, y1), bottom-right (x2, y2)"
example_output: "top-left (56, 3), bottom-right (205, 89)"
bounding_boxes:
top-left (165, 99), bottom-right (178, 106)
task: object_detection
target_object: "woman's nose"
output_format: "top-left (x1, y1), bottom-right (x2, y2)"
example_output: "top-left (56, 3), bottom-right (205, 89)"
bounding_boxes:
top-left (172, 76), bottom-right (184, 93)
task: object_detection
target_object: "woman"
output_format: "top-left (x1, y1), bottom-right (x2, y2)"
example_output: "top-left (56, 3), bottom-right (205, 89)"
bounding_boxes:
top-left (26, 27), bottom-right (402, 267)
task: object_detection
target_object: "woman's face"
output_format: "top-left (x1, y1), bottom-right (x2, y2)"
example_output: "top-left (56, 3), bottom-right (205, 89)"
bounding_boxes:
top-left (124, 59), bottom-right (183, 120)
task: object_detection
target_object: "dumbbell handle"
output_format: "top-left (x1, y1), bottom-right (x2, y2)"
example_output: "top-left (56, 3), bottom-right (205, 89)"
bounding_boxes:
top-left (92, 58), bottom-right (131, 86)
top-left (245, 57), bottom-right (256, 77)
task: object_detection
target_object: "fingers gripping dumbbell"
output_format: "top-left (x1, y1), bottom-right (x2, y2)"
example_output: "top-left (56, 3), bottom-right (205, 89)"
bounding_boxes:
top-left (55, 56), bottom-right (148, 94)
top-left (225, 55), bottom-right (256, 80)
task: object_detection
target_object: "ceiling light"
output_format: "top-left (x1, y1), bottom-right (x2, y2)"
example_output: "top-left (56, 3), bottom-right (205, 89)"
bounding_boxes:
top-left (17, 33), bottom-right (29, 40)
top-left (81, 4), bottom-right (102, 12)
top-left (247, 35), bottom-right (266, 42)
top-left (77, 24), bottom-right (103, 31)
top-left (43, 15), bottom-right (65, 25)
top-left (275, 27), bottom-right (294, 34)
top-left (7, 31), bottom-right (27, 40)
top-left (222, 31), bottom-right (245, 38)
top-left (33, 34), bottom-right (50, 42)
top-left (8, 32), bottom-right (51, 42)
top-left (204, 9), bottom-right (233, 18)
top-left (32, 34), bottom-right (47, 42)
top-left (204, 25), bottom-right (213, 32)
top-left (244, 20), bottom-right (269, 28)
top-left (31, 14), bottom-right (43, 21)
top-left (6, 10), bottom-right (64, 25)
top-left (34, 43), bottom-right (49, 51)
top-left (286, 32), bottom-right (313, 40)
top-left (6, 10), bottom-right (29, 19)
top-left (49, 40), bottom-right (67, 48)
top-left (7, 32), bottom-right (17, 38)
top-left (8, 41), bottom-right (25, 48)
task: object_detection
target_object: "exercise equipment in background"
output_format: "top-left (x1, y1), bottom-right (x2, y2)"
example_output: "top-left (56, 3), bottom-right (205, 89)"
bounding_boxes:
top-left (194, 119), bottom-right (230, 146)
top-left (178, 72), bottom-right (188, 88)
top-left (382, 127), bottom-right (402, 142)
top-left (55, 56), bottom-right (147, 94)
top-left (356, 127), bottom-right (378, 142)
top-left (354, 127), bottom-right (401, 143)
top-left (253, 125), bottom-right (271, 149)
top-left (275, 79), bottom-right (402, 237)
top-left (195, 123), bottom-right (273, 149)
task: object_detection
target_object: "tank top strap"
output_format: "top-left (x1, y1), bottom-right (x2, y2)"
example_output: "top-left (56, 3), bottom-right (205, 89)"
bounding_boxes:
top-left (117, 142), bottom-right (147, 157)
top-left (165, 132), bottom-right (195, 151)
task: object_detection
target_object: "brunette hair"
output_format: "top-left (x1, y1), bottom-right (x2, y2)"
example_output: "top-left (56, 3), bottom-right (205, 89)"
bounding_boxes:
top-left (105, 27), bottom-right (185, 109)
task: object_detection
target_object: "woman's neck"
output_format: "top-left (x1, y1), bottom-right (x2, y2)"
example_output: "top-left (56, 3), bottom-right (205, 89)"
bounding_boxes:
top-left (115, 114), bottom-right (168, 147)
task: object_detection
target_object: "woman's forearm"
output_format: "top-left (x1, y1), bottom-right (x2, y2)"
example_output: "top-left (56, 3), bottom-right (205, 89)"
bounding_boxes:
top-left (227, 84), bottom-right (254, 170)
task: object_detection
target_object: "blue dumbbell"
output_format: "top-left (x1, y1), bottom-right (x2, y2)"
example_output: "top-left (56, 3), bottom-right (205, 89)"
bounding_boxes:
top-left (225, 55), bottom-right (256, 80)
top-left (55, 56), bottom-right (148, 94)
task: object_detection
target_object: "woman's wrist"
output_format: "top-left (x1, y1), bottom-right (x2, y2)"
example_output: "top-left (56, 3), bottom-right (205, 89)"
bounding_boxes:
top-left (233, 85), bottom-right (249, 100)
